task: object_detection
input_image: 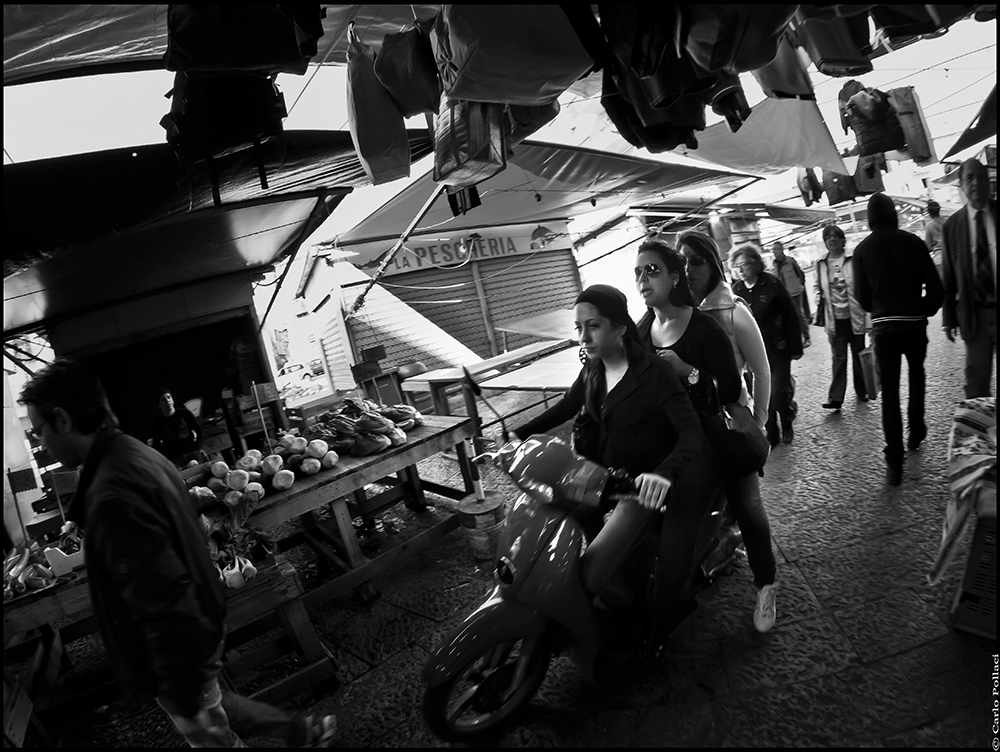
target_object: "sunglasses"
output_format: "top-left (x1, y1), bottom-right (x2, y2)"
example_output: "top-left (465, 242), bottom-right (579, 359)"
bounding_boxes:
top-left (634, 263), bottom-right (663, 280)
top-left (685, 255), bottom-right (707, 268)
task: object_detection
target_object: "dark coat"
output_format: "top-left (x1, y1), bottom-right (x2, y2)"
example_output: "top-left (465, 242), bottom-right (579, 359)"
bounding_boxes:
top-left (513, 347), bottom-right (705, 486)
top-left (853, 193), bottom-right (944, 331)
top-left (69, 428), bottom-right (227, 716)
top-left (732, 272), bottom-right (804, 363)
top-left (942, 200), bottom-right (997, 340)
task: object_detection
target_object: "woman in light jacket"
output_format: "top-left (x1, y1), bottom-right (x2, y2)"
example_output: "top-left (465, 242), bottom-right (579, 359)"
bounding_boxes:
top-left (677, 230), bottom-right (778, 634)
top-left (814, 224), bottom-right (871, 411)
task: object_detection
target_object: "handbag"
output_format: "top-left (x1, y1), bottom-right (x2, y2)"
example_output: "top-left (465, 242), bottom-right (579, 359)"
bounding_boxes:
top-left (704, 402), bottom-right (770, 478)
top-left (813, 293), bottom-right (827, 328)
top-left (701, 378), bottom-right (769, 478)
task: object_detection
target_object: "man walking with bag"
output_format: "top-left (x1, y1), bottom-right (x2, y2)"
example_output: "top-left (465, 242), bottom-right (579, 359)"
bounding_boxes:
top-left (941, 158), bottom-right (996, 398)
top-left (853, 194), bottom-right (944, 485)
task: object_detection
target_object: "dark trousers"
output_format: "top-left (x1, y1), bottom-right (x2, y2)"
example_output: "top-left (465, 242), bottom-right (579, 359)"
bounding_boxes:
top-left (766, 356), bottom-right (794, 439)
top-left (723, 470), bottom-right (776, 589)
top-left (828, 317), bottom-right (868, 403)
top-left (653, 448), bottom-right (722, 623)
top-left (873, 328), bottom-right (927, 467)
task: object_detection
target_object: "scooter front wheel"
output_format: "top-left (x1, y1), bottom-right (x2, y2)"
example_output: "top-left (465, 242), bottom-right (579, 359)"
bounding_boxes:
top-left (422, 633), bottom-right (552, 742)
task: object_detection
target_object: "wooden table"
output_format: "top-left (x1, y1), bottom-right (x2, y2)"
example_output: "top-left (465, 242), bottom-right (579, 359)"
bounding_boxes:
top-left (3, 556), bottom-right (334, 717)
top-left (399, 340), bottom-right (573, 416)
top-left (247, 414), bottom-right (476, 605)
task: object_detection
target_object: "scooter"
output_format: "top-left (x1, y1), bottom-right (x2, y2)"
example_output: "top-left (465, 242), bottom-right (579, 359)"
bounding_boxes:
top-left (420, 429), bottom-right (740, 742)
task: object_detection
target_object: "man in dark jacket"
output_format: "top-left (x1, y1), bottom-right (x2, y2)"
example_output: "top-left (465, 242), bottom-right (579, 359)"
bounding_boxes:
top-left (853, 193), bottom-right (944, 485)
top-left (19, 359), bottom-right (336, 748)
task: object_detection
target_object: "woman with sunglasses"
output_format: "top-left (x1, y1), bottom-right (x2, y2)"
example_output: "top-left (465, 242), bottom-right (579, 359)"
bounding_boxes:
top-left (632, 239), bottom-right (746, 646)
top-left (677, 230), bottom-right (779, 634)
top-left (513, 284), bottom-right (705, 659)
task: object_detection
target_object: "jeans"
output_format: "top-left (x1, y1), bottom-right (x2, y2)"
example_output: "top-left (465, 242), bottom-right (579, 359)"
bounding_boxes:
top-left (580, 498), bottom-right (657, 607)
top-left (723, 470), bottom-right (776, 589)
top-left (827, 317), bottom-right (868, 403)
top-left (767, 356), bottom-right (795, 439)
top-left (651, 449), bottom-right (722, 623)
top-left (157, 674), bottom-right (303, 747)
top-left (873, 327), bottom-right (927, 468)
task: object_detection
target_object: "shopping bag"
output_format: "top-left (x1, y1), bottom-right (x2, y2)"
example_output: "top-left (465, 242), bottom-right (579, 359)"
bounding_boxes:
top-left (346, 23), bottom-right (411, 186)
top-left (860, 343), bottom-right (880, 399)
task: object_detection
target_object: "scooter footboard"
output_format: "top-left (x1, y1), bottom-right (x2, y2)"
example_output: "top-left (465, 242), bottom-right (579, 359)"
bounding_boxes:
top-left (421, 586), bottom-right (548, 687)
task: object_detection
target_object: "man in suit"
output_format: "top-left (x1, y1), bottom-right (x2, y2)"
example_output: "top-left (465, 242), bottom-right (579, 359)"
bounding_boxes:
top-left (942, 158), bottom-right (996, 398)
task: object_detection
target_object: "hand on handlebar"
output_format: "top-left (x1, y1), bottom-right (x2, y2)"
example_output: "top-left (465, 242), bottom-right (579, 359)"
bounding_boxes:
top-left (634, 473), bottom-right (672, 512)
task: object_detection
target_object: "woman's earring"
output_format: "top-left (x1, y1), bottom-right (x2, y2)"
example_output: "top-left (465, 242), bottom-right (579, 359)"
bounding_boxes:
top-left (578, 346), bottom-right (589, 364)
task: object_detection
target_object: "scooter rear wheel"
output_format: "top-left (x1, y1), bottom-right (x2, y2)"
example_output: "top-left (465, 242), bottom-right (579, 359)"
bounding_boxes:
top-left (422, 633), bottom-right (552, 742)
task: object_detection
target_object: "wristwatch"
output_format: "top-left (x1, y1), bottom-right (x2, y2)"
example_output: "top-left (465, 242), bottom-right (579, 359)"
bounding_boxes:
top-left (688, 367), bottom-right (700, 385)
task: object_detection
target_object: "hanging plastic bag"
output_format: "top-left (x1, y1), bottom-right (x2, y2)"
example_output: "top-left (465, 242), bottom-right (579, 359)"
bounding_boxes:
top-left (431, 5), bottom-right (594, 106)
top-left (373, 20), bottom-right (441, 118)
top-left (346, 23), bottom-right (411, 185)
top-left (432, 97), bottom-right (506, 188)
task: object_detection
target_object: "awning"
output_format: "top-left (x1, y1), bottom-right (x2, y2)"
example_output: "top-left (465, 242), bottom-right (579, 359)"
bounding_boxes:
top-left (3, 5), bottom-right (441, 86)
top-left (326, 140), bottom-right (748, 267)
top-left (943, 84), bottom-right (997, 160)
top-left (3, 130), bottom-right (433, 335)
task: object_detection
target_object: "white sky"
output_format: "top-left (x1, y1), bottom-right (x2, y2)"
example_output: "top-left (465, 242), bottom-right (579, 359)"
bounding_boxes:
top-left (3, 16), bottom-right (996, 333)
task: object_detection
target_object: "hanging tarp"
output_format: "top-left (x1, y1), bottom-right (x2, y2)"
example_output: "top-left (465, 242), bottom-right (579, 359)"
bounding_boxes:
top-left (3, 130), bottom-right (434, 335)
top-left (328, 140), bottom-right (747, 267)
top-left (943, 84), bottom-right (997, 160)
top-left (677, 97), bottom-right (849, 176)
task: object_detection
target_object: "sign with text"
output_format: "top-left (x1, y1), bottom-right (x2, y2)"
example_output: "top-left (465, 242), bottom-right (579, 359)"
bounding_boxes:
top-left (375, 224), bottom-right (572, 277)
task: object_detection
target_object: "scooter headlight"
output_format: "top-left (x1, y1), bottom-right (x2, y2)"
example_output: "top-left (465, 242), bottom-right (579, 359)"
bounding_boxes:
top-left (495, 556), bottom-right (516, 586)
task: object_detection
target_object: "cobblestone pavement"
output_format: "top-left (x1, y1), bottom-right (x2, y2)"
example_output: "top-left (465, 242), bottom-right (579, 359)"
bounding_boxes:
top-left (31, 312), bottom-right (996, 747)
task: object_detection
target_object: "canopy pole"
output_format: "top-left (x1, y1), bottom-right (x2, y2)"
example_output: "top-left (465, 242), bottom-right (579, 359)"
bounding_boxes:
top-left (346, 182), bottom-right (447, 320)
top-left (579, 176), bottom-right (763, 269)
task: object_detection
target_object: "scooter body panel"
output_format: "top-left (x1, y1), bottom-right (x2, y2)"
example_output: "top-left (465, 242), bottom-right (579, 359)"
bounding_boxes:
top-left (421, 586), bottom-right (548, 686)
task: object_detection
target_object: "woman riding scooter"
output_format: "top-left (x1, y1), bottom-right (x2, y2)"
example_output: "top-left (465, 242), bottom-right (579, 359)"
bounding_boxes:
top-left (512, 284), bottom-right (705, 650)
top-left (633, 239), bottom-right (744, 650)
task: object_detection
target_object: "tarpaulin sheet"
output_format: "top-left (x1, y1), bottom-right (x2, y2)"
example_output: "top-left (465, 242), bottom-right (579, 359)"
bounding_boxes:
top-left (677, 97), bottom-right (850, 176)
top-left (330, 140), bottom-right (747, 267)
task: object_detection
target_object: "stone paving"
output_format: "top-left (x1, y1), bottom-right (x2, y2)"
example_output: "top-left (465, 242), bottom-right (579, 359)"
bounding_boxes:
top-left (30, 312), bottom-right (997, 747)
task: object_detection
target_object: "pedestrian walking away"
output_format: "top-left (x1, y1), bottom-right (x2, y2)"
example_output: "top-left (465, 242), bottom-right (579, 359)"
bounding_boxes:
top-left (18, 359), bottom-right (338, 749)
top-left (771, 241), bottom-right (812, 347)
top-left (731, 243), bottom-right (804, 447)
top-left (941, 157), bottom-right (996, 398)
top-left (814, 224), bottom-right (872, 411)
top-left (678, 230), bottom-right (780, 634)
top-left (853, 193), bottom-right (944, 486)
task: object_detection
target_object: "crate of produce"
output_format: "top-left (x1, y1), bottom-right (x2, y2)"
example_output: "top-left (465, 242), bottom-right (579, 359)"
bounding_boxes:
top-left (953, 515), bottom-right (996, 639)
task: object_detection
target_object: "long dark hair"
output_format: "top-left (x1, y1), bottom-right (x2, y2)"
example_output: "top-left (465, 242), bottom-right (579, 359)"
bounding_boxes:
top-left (636, 238), bottom-right (696, 307)
top-left (676, 230), bottom-right (726, 294)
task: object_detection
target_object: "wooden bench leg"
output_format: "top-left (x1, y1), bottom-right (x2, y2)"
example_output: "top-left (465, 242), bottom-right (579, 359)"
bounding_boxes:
top-left (327, 498), bottom-right (379, 602)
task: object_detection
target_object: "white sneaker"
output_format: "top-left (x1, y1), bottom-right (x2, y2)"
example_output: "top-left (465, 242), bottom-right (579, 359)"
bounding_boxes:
top-left (753, 584), bottom-right (777, 633)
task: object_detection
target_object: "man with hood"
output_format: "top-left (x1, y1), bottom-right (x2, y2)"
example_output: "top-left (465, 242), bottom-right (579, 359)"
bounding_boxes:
top-left (853, 193), bottom-right (944, 485)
